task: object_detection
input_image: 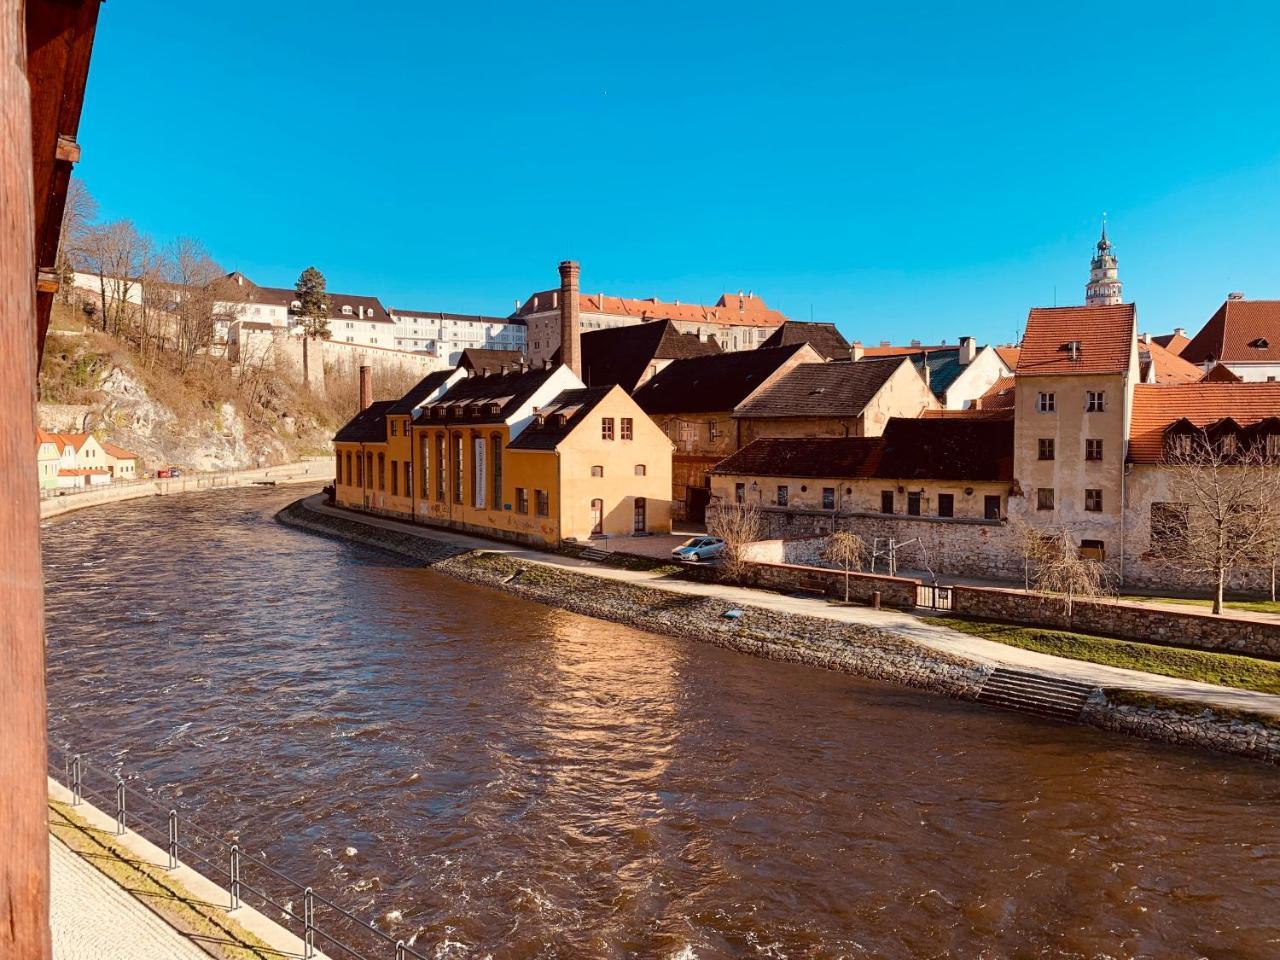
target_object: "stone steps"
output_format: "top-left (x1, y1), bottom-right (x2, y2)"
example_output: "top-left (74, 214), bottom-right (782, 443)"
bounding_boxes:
top-left (579, 547), bottom-right (610, 562)
top-left (976, 668), bottom-right (1095, 721)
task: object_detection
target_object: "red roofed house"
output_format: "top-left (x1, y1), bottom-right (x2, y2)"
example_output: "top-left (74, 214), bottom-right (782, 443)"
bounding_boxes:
top-left (1011, 303), bottom-right (1139, 563)
top-left (48, 432), bottom-right (112, 488)
top-left (517, 263), bottom-right (789, 366)
top-left (1124, 383), bottom-right (1280, 590)
top-left (1179, 295), bottom-right (1280, 382)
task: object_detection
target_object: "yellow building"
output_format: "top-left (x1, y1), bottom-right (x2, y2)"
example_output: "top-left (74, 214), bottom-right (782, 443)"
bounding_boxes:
top-left (334, 363), bottom-right (673, 546)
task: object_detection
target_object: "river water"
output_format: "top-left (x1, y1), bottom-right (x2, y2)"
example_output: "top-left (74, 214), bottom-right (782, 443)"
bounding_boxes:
top-left (42, 486), bottom-right (1280, 959)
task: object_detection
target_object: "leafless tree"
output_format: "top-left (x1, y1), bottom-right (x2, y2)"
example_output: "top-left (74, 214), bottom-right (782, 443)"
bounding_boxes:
top-left (80, 219), bottom-right (145, 336)
top-left (1150, 431), bottom-right (1280, 614)
top-left (1010, 517), bottom-right (1052, 591)
top-left (825, 530), bottom-right (866, 602)
top-left (56, 175), bottom-right (97, 301)
top-left (707, 499), bottom-right (763, 582)
top-left (1032, 529), bottom-right (1112, 624)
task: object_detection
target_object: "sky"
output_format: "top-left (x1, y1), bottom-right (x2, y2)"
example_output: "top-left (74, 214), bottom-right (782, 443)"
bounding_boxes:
top-left (76, 1), bottom-right (1280, 346)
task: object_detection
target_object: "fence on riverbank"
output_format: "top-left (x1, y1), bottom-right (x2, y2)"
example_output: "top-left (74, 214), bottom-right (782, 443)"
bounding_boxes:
top-left (40, 459), bottom-right (332, 519)
top-left (48, 741), bottom-right (426, 960)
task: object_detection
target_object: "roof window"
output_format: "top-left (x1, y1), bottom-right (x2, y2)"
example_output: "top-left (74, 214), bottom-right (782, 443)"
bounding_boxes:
top-left (1061, 340), bottom-right (1082, 361)
top-left (1249, 337), bottom-right (1270, 349)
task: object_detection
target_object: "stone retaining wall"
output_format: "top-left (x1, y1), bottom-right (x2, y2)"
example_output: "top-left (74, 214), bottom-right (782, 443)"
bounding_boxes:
top-left (953, 585), bottom-right (1280, 659)
top-left (1083, 693), bottom-right (1280, 764)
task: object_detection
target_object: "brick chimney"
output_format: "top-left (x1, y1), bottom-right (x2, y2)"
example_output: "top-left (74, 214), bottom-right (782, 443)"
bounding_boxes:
top-left (558, 260), bottom-right (581, 377)
top-left (359, 365), bottom-right (372, 411)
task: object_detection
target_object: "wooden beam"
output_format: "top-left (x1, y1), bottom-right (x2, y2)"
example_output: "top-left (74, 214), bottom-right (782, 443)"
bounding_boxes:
top-left (1, 1), bottom-right (51, 956)
top-left (55, 133), bottom-right (79, 163)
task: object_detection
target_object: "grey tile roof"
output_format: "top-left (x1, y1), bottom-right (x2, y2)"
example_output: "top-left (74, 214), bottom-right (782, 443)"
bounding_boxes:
top-left (732, 358), bottom-right (905, 419)
top-left (334, 400), bottom-right (396, 443)
top-left (506, 387), bottom-right (613, 451)
top-left (759, 321), bottom-right (850, 361)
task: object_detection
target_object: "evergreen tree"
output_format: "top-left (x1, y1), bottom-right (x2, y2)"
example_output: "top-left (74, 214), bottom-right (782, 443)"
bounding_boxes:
top-left (294, 266), bottom-right (330, 388)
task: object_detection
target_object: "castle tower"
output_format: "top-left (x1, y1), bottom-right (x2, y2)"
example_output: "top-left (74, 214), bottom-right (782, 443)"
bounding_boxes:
top-left (1085, 219), bottom-right (1123, 306)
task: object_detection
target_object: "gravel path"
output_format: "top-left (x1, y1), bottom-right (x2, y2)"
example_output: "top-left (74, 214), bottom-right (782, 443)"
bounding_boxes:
top-left (50, 834), bottom-right (208, 960)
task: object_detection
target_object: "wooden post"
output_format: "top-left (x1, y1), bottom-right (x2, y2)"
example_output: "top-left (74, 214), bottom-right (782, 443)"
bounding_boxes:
top-left (0, 2), bottom-right (51, 957)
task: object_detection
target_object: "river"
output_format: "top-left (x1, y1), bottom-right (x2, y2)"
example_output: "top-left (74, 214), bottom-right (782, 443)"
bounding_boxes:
top-left (42, 486), bottom-right (1280, 959)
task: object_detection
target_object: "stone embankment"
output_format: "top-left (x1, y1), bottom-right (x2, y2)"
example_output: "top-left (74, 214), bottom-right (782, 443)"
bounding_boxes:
top-left (277, 499), bottom-right (1280, 765)
top-left (41, 460), bottom-right (330, 519)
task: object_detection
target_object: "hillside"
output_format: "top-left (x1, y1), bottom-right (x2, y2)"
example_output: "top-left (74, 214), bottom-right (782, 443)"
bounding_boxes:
top-left (36, 303), bottom-right (398, 472)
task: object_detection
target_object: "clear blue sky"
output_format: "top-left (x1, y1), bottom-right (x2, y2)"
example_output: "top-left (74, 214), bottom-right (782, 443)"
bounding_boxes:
top-left (77, 1), bottom-right (1280, 345)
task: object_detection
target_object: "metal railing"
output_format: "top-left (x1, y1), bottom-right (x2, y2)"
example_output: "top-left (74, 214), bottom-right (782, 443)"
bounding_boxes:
top-left (49, 743), bottom-right (428, 960)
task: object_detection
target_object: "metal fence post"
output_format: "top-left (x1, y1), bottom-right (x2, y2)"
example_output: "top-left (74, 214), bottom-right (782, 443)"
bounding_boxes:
top-left (396, 940), bottom-right (406, 960)
top-left (229, 845), bottom-right (241, 910)
top-left (115, 779), bottom-right (126, 834)
top-left (167, 809), bottom-right (178, 869)
top-left (303, 886), bottom-right (315, 959)
top-left (70, 754), bottom-right (82, 805)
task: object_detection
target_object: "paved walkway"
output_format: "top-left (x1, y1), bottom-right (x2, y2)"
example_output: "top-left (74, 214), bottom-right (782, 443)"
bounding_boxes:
top-left (50, 834), bottom-right (208, 960)
top-left (304, 496), bottom-right (1280, 717)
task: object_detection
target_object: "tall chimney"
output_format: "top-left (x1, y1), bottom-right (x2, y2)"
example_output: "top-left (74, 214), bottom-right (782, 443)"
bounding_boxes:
top-left (359, 365), bottom-right (372, 411)
top-left (558, 260), bottom-right (581, 377)
top-left (850, 340), bottom-right (864, 362)
top-left (958, 336), bottom-right (976, 365)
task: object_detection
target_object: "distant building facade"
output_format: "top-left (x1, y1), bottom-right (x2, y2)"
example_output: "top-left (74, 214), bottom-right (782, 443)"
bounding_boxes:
top-left (389, 309), bottom-right (526, 365)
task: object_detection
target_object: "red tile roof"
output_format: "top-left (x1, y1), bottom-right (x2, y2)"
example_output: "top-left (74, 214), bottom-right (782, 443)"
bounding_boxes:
top-left (1139, 338), bottom-right (1204, 384)
top-left (1152, 331), bottom-right (1190, 355)
top-left (1016, 304), bottom-right (1135, 376)
top-left (1128, 383), bottom-right (1280, 462)
top-left (1181, 299), bottom-right (1280, 364)
top-left (975, 375), bottom-right (1016, 410)
top-left (995, 346), bottom-right (1021, 369)
top-left (514, 289), bottom-right (788, 328)
top-left (1203, 362), bottom-right (1242, 383)
top-left (58, 467), bottom-right (109, 476)
top-left (99, 441), bottom-right (138, 460)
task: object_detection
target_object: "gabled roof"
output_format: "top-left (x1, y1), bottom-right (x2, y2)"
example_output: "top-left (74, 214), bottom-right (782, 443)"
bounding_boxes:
top-left (733, 357), bottom-right (908, 419)
top-left (1016, 304), bottom-right (1135, 376)
top-left (417, 365), bottom-right (558, 425)
top-left (1181, 299), bottom-right (1280, 365)
top-left (995, 345), bottom-right (1021, 369)
top-left (859, 343), bottom-right (949, 357)
top-left (99, 441), bottom-right (138, 460)
top-left (759, 321), bottom-right (850, 361)
top-left (1152, 330), bottom-right (1190, 355)
top-left (459, 348), bottom-right (525, 376)
top-left (1128, 383), bottom-right (1280, 462)
top-left (36, 429), bottom-right (63, 450)
top-left (1139, 337), bottom-right (1205, 385)
top-left (1204, 362), bottom-right (1242, 383)
top-left (874, 417), bottom-right (1014, 482)
top-left (580, 319), bottom-right (721, 391)
top-left (976, 375), bottom-right (1016, 410)
top-left (513, 289), bottom-right (788, 328)
top-left (387, 369), bottom-right (458, 415)
top-left (506, 387), bottom-right (614, 451)
top-left (334, 400), bottom-right (396, 443)
top-left (632, 344), bottom-right (813, 414)
top-left (712, 437), bottom-right (884, 479)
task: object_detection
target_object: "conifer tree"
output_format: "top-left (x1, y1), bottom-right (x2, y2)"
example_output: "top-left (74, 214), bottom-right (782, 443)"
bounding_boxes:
top-left (294, 266), bottom-right (330, 388)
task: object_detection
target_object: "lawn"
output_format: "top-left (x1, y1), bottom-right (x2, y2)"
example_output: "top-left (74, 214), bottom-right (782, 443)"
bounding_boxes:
top-left (923, 615), bottom-right (1280, 695)
top-left (1118, 594), bottom-right (1280, 616)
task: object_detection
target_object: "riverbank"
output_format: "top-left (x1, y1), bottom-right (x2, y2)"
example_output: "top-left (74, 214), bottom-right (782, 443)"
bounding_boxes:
top-left (40, 460), bottom-right (331, 519)
top-left (278, 496), bottom-right (1280, 764)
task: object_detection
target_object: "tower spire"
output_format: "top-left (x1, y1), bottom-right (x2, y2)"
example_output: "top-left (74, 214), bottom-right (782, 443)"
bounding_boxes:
top-left (1085, 215), bottom-right (1122, 306)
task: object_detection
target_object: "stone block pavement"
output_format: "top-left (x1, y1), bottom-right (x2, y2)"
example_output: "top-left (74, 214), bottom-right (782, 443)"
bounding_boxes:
top-left (50, 834), bottom-right (208, 960)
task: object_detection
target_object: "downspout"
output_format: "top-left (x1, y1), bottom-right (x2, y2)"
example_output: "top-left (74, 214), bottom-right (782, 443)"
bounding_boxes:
top-left (408, 417), bottom-right (416, 522)
top-left (556, 449), bottom-right (563, 545)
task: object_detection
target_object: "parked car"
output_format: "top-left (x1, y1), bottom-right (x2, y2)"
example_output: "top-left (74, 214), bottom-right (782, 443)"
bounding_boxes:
top-left (671, 536), bottom-right (727, 563)
top-left (156, 469), bottom-right (172, 478)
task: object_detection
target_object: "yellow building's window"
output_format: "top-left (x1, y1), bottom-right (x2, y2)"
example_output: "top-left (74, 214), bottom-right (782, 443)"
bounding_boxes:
top-left (516, 487), bottom-right (528, 514)
top-left (535, 489), bottom-right (549, 517)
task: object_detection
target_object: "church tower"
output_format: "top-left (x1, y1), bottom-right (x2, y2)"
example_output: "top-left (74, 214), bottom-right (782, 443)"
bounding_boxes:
top-left (1085, 219), bottom-right (1123, 306)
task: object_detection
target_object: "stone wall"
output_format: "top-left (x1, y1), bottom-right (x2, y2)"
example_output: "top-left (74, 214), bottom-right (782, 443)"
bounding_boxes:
top-left (233, 329), bottom-right (443, 398)
top-left (742, 559), bottom-right (919, 609)
top-left (734, 506), bottom-right (1024, 580)
top-left (953, 585), bottom-right (1280, 658)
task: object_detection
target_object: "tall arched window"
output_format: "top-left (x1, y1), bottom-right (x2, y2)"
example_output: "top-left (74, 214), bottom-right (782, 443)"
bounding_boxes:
top-left (491, 434), bottom-right (503, 510)
top-left (452, 432), bottom-right (464, 504)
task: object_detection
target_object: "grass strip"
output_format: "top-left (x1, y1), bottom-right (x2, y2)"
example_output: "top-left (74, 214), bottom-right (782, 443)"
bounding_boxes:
top-left (1118, 594), bottom-right (1280, 616)
top-left (48, 799), bottom-right (280, 960)
top-left (922, 615), bottom-right (1280, 695)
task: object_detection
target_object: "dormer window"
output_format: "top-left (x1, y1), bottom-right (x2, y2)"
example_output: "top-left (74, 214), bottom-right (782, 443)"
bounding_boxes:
top-left (489, 403), bottom-right (501, 416)
top-left (556, 413), bottom-right (568, 427)
top-left (1249, 337), bottom-right (1270, 349)
top-left (342, 305), bottom-right (353, 316)
top-left (290, 300), bottom-right (301, 310)
top-left (1061, 340), bottom-right (1082, 361)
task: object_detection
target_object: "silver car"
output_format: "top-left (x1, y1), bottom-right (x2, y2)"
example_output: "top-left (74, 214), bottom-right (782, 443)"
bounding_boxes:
top-left (671, 536), bottom-right (726, 563)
